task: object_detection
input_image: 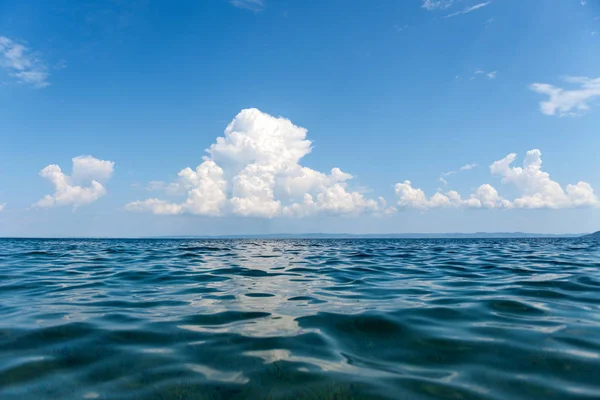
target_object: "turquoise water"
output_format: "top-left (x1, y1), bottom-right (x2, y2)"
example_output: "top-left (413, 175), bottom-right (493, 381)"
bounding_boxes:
top-left (1, 238), bottom-right (599, 399)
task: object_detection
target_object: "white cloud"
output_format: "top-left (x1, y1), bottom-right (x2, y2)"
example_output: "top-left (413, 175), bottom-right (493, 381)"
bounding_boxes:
top-left (440, 163), bottom-right (477, 185)
top-left (460, 163), bottom-right (477, 171)
top-left (490, 149), bottom-right (598, 209)
top-left (127, 109), bottom-right (388, 218)
top-left (0, 36), bottom-right (49, 88)
top-left (445, 2), bottom-right (492, 18)
top-left (0, 203), bottom-right (5, 211)
top-left (230, 0), bottom-right (264, 11)
top-left (422, 0), bottom-right (453, 10)
top-left (468, 69), bottom-right (497, 81)
top-left (530, 76), bottom-right (600, 117)
top-left (396, 181), bottom-right (457, 210)
top-left (396, 149), bottom-right (598, 211)
top-left (395, 181), bottom-right (510, 210)
top-left (35, 156), bottom-right (115, 208)
top-left (124, 198), bottom-right (184, 216)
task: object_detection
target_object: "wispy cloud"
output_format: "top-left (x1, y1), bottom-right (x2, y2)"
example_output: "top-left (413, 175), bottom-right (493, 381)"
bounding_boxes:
top-left (394, 24), bottom-right (409, 32)
top-left (230, 0), bottom-right (264, 12)
top-left (475, 69), bottom-right (497, 79)
top-left (422, 0), bottom-right (453, 10)
top-left (445, 2), bottom-right (492, 18)
top-left (457, 69), bottom-right (497, 81)
top-left (440, 163), bottom-right (477, 185)
top-left (0, 203), bottom-right (5, 212)
top-left (530, 76), bottom-right (600, 117)
top-left (0, 36), bottom-right (50, 88)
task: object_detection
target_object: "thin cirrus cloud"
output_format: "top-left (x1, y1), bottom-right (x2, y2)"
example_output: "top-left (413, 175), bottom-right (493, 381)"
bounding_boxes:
top-left (444, 2), bottom-right (492, 18)
top-left (396, 149), bottom-right (598, 210)
top-left (440, 163), bottom-right (478, 185)
top-left (456, 69), bottom-right (496, 81)
top-left (422, 0), bottom-right (453, 10)
top-left (475, 69), bottom-right (496, 79)
top-left (530, 76), bottom-right (600, 117)
top-left (126, 108), bottom-right (390, 218)
top-left (0, 36), bottom-right (50, 88)
top-left (35, 156), bottom-right (115, 208)
top-left (230, 0), bottom-right (264, 12)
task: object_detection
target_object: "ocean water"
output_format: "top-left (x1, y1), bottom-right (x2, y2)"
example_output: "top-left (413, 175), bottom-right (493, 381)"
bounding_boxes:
top-left (1, 238), bottom-right (600, 400)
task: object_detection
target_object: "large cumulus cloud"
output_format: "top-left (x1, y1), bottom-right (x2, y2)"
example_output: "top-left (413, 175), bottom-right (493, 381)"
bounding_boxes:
top-left (126, 109), bottom-right (386, 217)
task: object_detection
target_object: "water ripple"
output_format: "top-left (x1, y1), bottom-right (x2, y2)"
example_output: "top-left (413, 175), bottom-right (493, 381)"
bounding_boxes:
top-left (0, 238), bottom-right (599, 399)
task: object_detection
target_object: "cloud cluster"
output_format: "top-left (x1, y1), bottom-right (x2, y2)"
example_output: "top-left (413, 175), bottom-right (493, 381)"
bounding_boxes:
top-left (127, 109), bottom-right (387, 218)
top-left (35, 156), bottom-right (115, 208)
top-left (0, 36), bottom-right (49, 88)
top-left (396, 149), bottom-right (598, 210)
top-left (396, 181), bottom-right (510, 210)
top-left (530, 76), bottom-right (600, 117)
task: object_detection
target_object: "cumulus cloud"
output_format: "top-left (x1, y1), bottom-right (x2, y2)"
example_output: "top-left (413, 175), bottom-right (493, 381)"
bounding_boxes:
top-left (445, 2), bottom-right (492, 18)
top-left (490, 149), bottom-right (598, 208)
top-left (395, 181), bottom-right (510, 210)
top-left (396, 149), bottom-right (598, 211)
top-left (230, 0), bottom-right (264, 11)
top-left (422, 0), bottom-right (453, 10)
top-left (35, 156), bottom-right (115, 208)
top-left (0, 36), bottom-right (49, 88)
top-left (530, 76), bottom-right (600, 117)
top-left (127, 109), bottom-right (387, 218)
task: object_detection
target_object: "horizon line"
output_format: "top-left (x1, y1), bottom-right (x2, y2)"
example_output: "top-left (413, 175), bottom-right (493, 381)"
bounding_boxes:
top-left (0, 231), bottom-right (593, 240)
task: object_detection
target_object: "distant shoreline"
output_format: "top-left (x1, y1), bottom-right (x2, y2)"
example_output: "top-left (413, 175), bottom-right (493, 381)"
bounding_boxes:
top-left (0, 232), bottom-right (593, 240)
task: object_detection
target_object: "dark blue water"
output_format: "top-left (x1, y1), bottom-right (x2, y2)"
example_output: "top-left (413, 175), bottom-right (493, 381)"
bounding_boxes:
top-left (1, 238), bottom-right (600, 399)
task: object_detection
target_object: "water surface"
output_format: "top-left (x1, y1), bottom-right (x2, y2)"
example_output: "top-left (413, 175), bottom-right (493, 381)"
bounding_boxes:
top-left (1, 238), bottom-right (599, 399)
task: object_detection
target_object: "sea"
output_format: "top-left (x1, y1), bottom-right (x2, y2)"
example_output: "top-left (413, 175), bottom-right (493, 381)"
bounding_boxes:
top-left (0, 238), bottom-right (599, 399)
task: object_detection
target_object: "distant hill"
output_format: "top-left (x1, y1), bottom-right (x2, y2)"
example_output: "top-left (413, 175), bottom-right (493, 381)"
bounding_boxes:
top-left (149, 232), bottom-right (582, 239)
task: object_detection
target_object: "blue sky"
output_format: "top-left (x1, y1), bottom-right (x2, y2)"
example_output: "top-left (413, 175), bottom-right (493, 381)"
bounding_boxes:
top-left (1, 0), bottom-right (600, 237)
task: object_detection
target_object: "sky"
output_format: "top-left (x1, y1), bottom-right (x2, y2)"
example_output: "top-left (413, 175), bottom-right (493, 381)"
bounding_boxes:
top-left (1, 0), bottom-right (600, 237)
